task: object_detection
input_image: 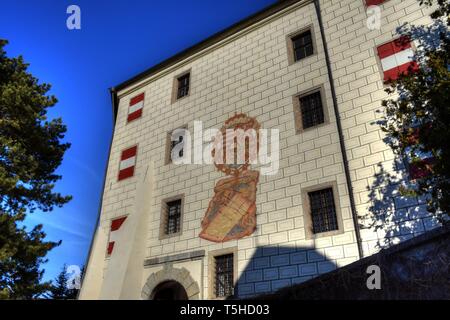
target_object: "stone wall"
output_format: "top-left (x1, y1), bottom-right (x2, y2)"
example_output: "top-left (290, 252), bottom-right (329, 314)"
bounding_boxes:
top-left (254, 226), bottom-right (450, 299)
top-left (81, 0), bottom-right (439, 299)
top-left (103, 0), bottom-right (361, 299)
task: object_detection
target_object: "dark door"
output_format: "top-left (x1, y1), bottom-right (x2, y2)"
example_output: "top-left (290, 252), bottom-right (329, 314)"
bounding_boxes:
top-left (151, 281), bottom-right (188, 300)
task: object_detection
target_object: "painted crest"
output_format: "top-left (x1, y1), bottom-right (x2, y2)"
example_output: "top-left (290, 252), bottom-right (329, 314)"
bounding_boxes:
top-left (199, 113), bottom-right (260, 242)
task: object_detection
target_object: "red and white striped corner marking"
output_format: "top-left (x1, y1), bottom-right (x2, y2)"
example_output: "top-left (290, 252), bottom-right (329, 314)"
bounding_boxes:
top-left (377, 36), bottom-right (418, 82)
top-left (107, 216), bottom-right (127, 256)
top-left (127, 93), bottom-right (144, 122)
top-left (118, 146), bottom-right (137, 181)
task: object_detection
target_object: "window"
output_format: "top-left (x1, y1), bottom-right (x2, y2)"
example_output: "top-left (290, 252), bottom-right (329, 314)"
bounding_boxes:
top-left (293, 89), bottom-right (326, 132)
top-left (299, 91), bottom-right (324, 129)
top-left (166, 127), bottom-right (186, 164)
top-left (209, 248), bottom-right (237, 299)
top-left (302, 183), bottom-right (343, 239)
top-left (171, 135), bottom-right (184, 158)
top-left (165, 199), bottom-right (182, 235)
top-left (214, 254), bottom-right (234, 298)
top-left (291, 30), bottom-right (314, 62)
top-left (308, 188), bottom-right (338, 234)
top-left (160, 196), bottom-right (184, 239)
top-left (176, 73), bottom-right (190, 99)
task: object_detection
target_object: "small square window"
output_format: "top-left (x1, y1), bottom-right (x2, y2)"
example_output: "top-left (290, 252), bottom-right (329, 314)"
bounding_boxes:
top-left (161, 198), bottom-right (182, 237)
top-left (291, 30), bottom-right (314, 62)
top-left (176, 73), bottom-right (190, 99)
top-left (214, 254), bottom-right (234, 298)
top-left (299, 91), bottom-right (325, 130)
top-left (166, 127), bottom-right (186, 164)
top-left (308, 188), bottom-right (338, 234)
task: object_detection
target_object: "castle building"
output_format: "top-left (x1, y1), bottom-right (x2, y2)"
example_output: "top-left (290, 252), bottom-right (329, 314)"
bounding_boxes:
top-left (79, 0), bottom-right (438, 300)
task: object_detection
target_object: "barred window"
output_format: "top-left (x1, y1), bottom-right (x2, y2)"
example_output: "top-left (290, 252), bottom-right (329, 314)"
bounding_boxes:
top-left (177, 73), bottom-right (190, 99)
top-left (308, 188), bottom-right (338, 234)
top-left (299, 91), bottom-right (324, 129)
top-left (165, 199), bottom-right (182, 235)
top-left (214, 254), bottom-right (234, 298)
top-left (292, 30), bottom-right (314, 61)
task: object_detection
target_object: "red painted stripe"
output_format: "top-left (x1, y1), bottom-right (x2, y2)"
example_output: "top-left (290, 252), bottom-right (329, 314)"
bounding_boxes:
top-left (384, 67), bottom-right (400, 82)
top-left (366, 0), bottom-right (384, 6)
top-left (127, 109), bottom-right (142, 122)
top-left (107, 242), bottom-right (115, 255)
top-left (111, 216), bottom-right (127, 231)
top-left (118, 166), bottom-right (135, 181)
top-left (130, 93), bottom-right (145, 106)
top-left (384, 61), bottom-right (418, 83)
top-left (397, 61), bottom-right (419, 75)
top-left (378, 37), bottom-right (412, 60)
top-left (377, 42), bottom-right (395, 60)
top-left (393, 36), bottom-right (412, 53)
top-left (121, 146), bottom-right (137, 160)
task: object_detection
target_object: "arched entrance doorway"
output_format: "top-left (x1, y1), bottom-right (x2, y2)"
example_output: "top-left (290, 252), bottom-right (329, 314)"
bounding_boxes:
top-left (151, 281), bottom-right (188, 300)
top-left (141, 265), bottom-right (200, 300)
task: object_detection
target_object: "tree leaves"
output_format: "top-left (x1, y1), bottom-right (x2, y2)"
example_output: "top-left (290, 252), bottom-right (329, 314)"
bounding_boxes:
top-left (381, 1), bottom-right (450, 221)
top-left (0, 40), bottom-right (72, 214)
top-left (0, 39), bottom-right (71, 299)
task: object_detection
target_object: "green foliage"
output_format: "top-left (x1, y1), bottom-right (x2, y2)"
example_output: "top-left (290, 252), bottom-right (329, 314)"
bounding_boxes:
top-left (0, 39), bottom-right (71, 215)
top-left (381, 1), bottom-right (450, 221)
top-left (0, 39), bottom-right (71, 299)
top-left (46, 264), bottom-right (80, 300)
top-left (0, 213), bottom-right (58, 299)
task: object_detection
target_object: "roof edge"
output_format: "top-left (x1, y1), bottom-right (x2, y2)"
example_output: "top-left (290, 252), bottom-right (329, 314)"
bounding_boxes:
top-left (112, 0), bottom-right (305, 93)
top-left (109, 0), bottom-right (308, 122)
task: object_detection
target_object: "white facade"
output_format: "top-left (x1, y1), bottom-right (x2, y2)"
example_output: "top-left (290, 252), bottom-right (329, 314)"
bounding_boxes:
top-left (80, 0), bottom-right (437, 300)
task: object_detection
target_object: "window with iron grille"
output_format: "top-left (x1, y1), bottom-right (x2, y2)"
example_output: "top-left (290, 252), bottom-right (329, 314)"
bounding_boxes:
top-left (165, 199), bottom-right (182, 235)
top-left (299, 91), bottom-right (324, 129)
top-left (292, 30), bottom-right (314, 61)
top-left (308, 188), bottom-right (338, 234)
top-left (214, 254), bottom-right (234, 298)
top-left (177, 73), bottom-right (190, 99)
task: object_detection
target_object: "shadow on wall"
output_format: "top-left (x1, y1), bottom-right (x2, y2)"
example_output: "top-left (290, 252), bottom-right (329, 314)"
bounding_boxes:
top-left (250, 226), bottom-right (450, 300)
top-left (360, 159), bottom-right (439, 252)
top-left (231, 246), bottom-right (337, 299)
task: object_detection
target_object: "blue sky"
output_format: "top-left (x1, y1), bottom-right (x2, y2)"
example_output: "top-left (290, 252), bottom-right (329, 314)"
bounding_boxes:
top-left (0, 0), bottom-right (275, 282)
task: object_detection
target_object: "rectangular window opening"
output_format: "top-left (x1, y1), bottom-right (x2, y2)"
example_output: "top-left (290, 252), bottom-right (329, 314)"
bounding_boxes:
top-left (214, 254), bottom-right (234, 298)
top-left (177, 73), bottom-right (190, 99)
top-left (299, 91), bottom-right (325, 129)
top-left (292, 30), bottom-right (314, 62)
top-left (165, 199), bottom-right (182, 235)
top-left (308, 188), bottom-right (338, 234)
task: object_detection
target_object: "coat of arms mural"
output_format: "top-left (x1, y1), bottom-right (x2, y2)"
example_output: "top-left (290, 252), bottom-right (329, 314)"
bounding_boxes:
top-left (199, 113), bottom-right (260, 242)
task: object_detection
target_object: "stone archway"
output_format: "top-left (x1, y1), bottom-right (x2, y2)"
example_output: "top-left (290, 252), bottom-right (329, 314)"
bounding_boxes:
top-left (141, 264), bottom-right (200, 300)
top-left (151, 280), bottom-right (188, 300)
